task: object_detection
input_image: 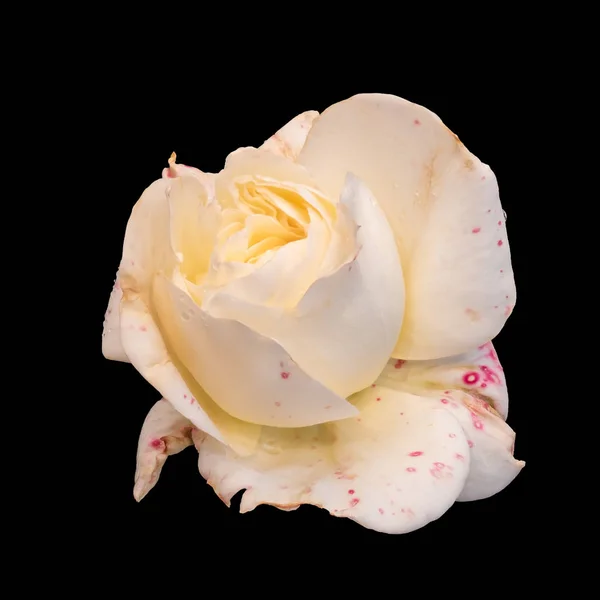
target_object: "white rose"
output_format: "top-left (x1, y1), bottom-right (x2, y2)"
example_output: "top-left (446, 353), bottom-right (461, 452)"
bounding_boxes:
top-left (103, 94), bottom-right (523, 534)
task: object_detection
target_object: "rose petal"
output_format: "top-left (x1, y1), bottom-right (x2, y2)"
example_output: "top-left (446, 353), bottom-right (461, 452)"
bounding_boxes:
top-left (260, 110), bottom-right (319, 159)
top-left (440, 389), bottom-right (523, 502)
top-left (298, 93), bottom-right (516, 360)
top-left (378, 343), bottom-right (523, 500)
top-left (152, 275), bottom-right (358, 427)
top-left (380, 341), bottom-right (509, 419)
top-left (134, 399), bottom-right (194, 501)
top-left (116, 178), bottom-right (261, 456)
top-left (101, 273), bottom-right (129, 363)
top-left (162, 152), bottom-right (216, 200)
top-left (193, 384), bottom-right (470, 534)
top-left (205, 173), bottom-right (405, 398)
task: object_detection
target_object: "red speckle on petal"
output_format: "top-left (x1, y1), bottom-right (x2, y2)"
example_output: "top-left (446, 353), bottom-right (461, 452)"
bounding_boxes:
top-left (150, 438), bottom-right (163, 449)
top-left (139, 325), bottom-right (147, 332)
top-left (456, 453), bottom-right (465, 460)
top-left (378, 508), bottom-right (385, 515)
top-left (449, 433), bottom-right (456, 438)
top-left (481, 175), bottom-right (486, 180)
top-left (468, 440), bottom-right (474, 448)
top-left (349, 498), bottom-right (360, 507)
top-left (463, 372), bottom-right (480, 385)
top-left (406, 467), bottom-right (416, 473)
top-left (414, 119), bottom-right (421, 125)
top-left (348, 489), bottom-right (355, 495)
top-left (472, 227), bottom-right (481, 233)
top-left (190, 396), bottom-right (196, 404)
top-left (394, 359), bottom-right (405, 369)
top-left (281, 372), bottom-right (290, 379)
top-left (183, 394), bottom-right (187, 399)
top-left (434, 462), bottom-right (445, 469)
top-left (497, 240), bottom-right (503, 246)
top-left (409, 451), bottom-right (423, 456)
top-left (275, 401), bottom-right (281, 407)
top-left (371, 383), bottom-right (376, 387)
top-left (441, 398), bottom-right (449, 404)
top-left (498, 221), bottom-right (502, 226)
top-left (481, 382), bottom-right (487, 388)
top-left (376, 397), bottom-right (381, 402)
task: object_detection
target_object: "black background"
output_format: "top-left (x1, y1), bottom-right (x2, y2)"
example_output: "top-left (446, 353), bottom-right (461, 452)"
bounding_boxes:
top-left (91, 83), bottom-right (536, 558)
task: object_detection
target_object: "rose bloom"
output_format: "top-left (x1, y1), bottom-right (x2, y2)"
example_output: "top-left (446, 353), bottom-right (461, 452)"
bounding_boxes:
top-left (102, 94), bottom-right (523, 534)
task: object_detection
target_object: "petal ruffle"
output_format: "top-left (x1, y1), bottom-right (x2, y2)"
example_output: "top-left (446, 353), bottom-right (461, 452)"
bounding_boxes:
top-left (134, 399), bottom-right (194, 501)
top-left (193, 384), bottom-right (470, 534)
top-left (298, 93), bottom-right (516, 360)
top-left (378, 342), bottom-right (524, 501)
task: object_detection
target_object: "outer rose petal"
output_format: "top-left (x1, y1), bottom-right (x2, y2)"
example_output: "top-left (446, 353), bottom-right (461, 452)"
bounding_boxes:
top-left (298, 93), bottom-right (516, 360)
top-left (193, 385), bottom-right (470, 534)
top-left (206, 173), bottom-right (405, 398)
top-left (378, 343), bottom-right (524, 500)
top-left (134, 399), bottom-right (194, 501)
top-left (116, 178), bottom-right (261, 456)
top-left (101, 274), bottom-right (129, 363)
top-left (260, 110), bottom-right (319, 159)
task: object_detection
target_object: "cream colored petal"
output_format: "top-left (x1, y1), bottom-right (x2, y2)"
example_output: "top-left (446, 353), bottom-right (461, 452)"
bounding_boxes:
top-left (152, 275), bottom-right (358, 428)
top-left (134, 399), bottom-right (194, 501)
top-left (205, 174), bottom-right (405, 398)
top-left (377, 343), bottom-right (523, 500)
top-left (379, 341), bottom-right (509, 419)
top-left (193, 385), bottom-right (470, 534)
top-left (217, 148), bottom-right (319, 205)
top-left (260, 111), bottom-right (319, 159)
top-left (162, 152), bottom-right (216, 201)
top-left (298, 93), bottom-right (516, 360)
top-left (116, 179), bottom-right (261, 456)
top-left (101, 274), bottom-right (129, 362)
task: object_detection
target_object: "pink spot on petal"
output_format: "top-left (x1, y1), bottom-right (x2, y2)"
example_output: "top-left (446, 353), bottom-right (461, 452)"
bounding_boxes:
top-left (441, 398), bottom-right (449, 404)
top-left (281, 372), bottom-right (290, 379)
top-left (378, 508), bottom-right (384, 515)
top-left (434, 462), bottom-right (445, 469)
top-left (183, 394), bottom-right (187, 399)
top-left (371, 383), bottom-right (376, 387)
top-left (481, 175), bottom-right (486, 180)
top-left (456, 453), bottom-right (465, 460)
top-left (394, 359), bottom-right (405, 369)
top-left (190, 396), bottom-right (196, 404)
top-left (414, 119), bottom-right (421, 125)
top-left (150, 438), bottom-right (163, 449)
top-left (497, 240), bottom-right (503, 246)
top-left (463, 371), bottom-right (480, 385)
top-left (472, 227), bottom-right (481, 233)
top-left (449, 433), bottom-right (456, 438)
top-left (498, 220), bottom-right (502, 226)
top-left (468, 440), bottom-right (474, 448)
top-left (406, 467), bottom-right (416, 473)
top-left (409, 451), bottom-right (423, 456)
top-left (275, 401), bottom-right (281, 407)
top-left (349, 498), bottom-right (360, 507)
top-left (376, 397), bottom-right (381, 402)
top-left (139, 325), bottom-right (147, 332)
top-left (348, 489), bottom-right (355, 495)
